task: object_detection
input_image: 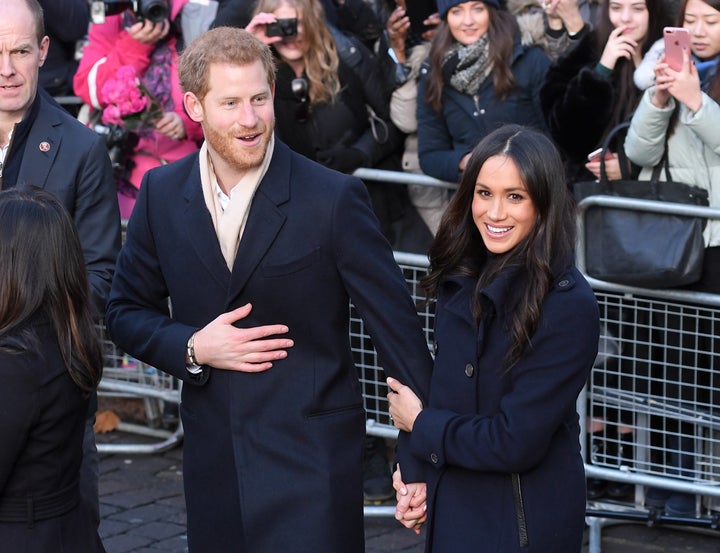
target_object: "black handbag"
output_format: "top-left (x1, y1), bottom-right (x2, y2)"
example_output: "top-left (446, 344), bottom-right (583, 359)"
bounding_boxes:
top-left (573, 122), bottom-right (709, 289)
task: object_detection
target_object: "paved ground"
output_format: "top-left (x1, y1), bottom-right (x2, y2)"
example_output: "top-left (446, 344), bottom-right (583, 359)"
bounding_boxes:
top-left (96, 428), bottom-right (720, 553)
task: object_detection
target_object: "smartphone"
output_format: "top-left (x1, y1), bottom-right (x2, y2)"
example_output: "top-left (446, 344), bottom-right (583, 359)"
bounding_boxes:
top-left (664, 27), bottom-right (690, 72)
top-left (266, 18), bottom-right (298, 37)
top-left (405, 0), bottom-right (438, 37)
top-left (587, 148), bottom-right (615, 163)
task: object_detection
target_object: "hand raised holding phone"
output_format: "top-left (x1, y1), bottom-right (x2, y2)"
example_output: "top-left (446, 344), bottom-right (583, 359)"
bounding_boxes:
top-left (663, 27), bottom-right (690, 71)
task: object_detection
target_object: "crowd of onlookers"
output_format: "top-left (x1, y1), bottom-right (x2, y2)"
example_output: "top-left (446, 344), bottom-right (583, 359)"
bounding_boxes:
top-left (35, 0), bottom-right (720, 524)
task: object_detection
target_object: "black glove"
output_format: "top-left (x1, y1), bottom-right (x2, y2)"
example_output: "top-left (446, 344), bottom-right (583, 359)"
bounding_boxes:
top-left (316, 146), bottom-right (368, 174)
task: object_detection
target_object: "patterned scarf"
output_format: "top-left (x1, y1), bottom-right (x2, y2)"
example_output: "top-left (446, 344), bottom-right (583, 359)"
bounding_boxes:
top-left (123, 12), bottom-right (175, 112)
top-left (694, 56), bottom-right (719, 93)
top-left (442, 34), bottom-right (493, 96)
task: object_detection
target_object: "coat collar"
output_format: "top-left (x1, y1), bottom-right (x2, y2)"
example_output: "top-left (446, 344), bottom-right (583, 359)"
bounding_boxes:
top-left (17, 90), bottom-right (63, 188)
top-left (440, 266), bottom-right (523, 326)
top-left (183, 138), bottom-right (293, 306)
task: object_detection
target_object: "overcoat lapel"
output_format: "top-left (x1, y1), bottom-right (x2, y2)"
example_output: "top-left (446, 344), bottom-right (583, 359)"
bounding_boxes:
top-left (19, 102), bottom-right (61, 188)
top-left (182, 160), bottom-right (232, 290)
top-left (226, 142), bottom-right (291, 306)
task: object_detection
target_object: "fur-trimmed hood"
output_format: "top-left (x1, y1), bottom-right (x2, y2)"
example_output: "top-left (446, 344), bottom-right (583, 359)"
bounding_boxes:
top-left (507, 0), bottom-right (547, 51)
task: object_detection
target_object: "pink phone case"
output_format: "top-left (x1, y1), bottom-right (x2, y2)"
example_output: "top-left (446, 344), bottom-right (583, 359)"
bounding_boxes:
top-left (664, 27), bottom-right (690, 72)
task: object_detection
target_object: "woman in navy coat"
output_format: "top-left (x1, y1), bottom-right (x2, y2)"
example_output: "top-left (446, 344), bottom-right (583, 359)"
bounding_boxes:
top-left (0, 189), bottom-right (105, 552)
top-left (387, 125), bottom-right (600, 552)
top-left (416, 0), bottom-right (550, 184)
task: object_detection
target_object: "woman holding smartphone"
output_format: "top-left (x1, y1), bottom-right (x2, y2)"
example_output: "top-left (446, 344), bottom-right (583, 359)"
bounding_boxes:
top-left (540, 0), bottom-right (671, 182)
top-left (623, 0), bottom-right (720, 517)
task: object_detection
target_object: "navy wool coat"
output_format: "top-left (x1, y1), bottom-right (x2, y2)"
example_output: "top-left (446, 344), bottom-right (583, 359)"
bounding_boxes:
top-left (416, 36), bottom-right (550, 184)
top-left (408, 267), bottom-right (599, 552)
top-left (106, 140), bottom-right (433, 553)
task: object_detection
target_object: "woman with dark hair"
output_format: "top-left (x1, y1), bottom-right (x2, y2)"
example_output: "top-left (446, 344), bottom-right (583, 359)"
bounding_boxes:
top-left (0, 188), bottom-right (105, 552)
top-left (416, 0), bottom-right (550, 184)
top-left (623, 0), bottom-right (720, 518)
top-left (540, 0), bottom-right (671, 182)
top-left (386, 125), bottom-right (600, 552)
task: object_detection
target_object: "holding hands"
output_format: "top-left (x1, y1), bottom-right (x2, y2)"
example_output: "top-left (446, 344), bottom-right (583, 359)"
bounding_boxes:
top-left (386, 376), bottom-right (423, 432)
top-left (652, 50), bottom-right (703, 112)
top-left (393, 466), bottom-right (427, 534)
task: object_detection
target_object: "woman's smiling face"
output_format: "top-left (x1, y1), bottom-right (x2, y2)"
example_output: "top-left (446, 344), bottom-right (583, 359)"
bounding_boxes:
top-left (447, 1), bottom-right (491, 45)
top-left (472, 155), bottom-right (537, 254)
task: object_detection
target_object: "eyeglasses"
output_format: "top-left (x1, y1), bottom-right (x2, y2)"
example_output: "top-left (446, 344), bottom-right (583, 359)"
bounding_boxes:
top-left (291, 77), bottom-right (309, 123)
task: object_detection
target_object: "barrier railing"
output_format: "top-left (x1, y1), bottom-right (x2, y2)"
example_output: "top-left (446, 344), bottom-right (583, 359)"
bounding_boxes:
top-left (95, 168), bottom-right (720, 537)
top-left (576, 196), bottom-right (720, 552)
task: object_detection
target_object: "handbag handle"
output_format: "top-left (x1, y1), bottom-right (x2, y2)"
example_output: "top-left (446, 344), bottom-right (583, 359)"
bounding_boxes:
top-left (598, 121), bottom-right (632, 183)
top-left (598, 121), bottom-right (671, 189)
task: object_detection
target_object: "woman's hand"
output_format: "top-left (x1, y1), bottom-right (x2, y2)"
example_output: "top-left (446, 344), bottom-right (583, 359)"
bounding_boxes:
top-left (543, 0), bottom-right (584, 34)
top-left (421, 13), bottom-right (441, 41)
top-left (386, 5), bottom-right (410, 64)
top-left (127, 17), bottom-right (169, 45)
top-left (585, 152), bottom-right (621, 180)
top-left (245, 12), bottom-right (284, 45)
top-left (667, 49), bottom-right (703, 113)
top-left (651, 55), bottom-right (674, 108)
top-left (386, 377), bottom-right (423, 432)
top-left (393, 466), bottom-right (427, 534)
top-left (599, 26), bottom-right (639, 70)
top-left (154, 111), bottom-right (186, 141)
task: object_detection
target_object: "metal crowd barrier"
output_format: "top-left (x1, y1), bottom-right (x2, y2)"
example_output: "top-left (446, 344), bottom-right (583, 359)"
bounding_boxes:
top-left (95, 168), bottom-right (720, 538)
top-left (577, 196), bottom-right (720, 552)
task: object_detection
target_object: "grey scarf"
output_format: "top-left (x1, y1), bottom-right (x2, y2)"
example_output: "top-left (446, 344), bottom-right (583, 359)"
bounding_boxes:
top-left (443, 35), bottom-right (493, 95)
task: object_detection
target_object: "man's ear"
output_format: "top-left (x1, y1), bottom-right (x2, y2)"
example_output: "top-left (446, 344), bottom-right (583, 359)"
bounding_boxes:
top-left (38, 35), bottom-right (50, 67)
top-left (184, 92), bottom-right (204, 123)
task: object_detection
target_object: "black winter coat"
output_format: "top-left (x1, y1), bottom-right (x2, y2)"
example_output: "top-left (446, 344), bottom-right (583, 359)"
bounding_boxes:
top-left (540, 31), bottom-right (626, 182)
top-left (273, 32), bottom-right (404, 173)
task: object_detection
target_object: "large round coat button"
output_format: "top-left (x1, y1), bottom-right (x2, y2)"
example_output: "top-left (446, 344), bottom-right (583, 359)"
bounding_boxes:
top-left (465, 363), bottom-right (474, 377)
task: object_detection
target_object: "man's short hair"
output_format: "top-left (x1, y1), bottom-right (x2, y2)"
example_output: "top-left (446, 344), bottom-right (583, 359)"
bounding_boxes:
top-left (178, 27), bottom-right (276, 101)
top-left (20, 0), bottom-right (46, 45)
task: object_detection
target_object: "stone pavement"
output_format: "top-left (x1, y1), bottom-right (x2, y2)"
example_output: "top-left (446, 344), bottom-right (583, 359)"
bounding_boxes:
top-left (97, 432), bottom-right (720, 553)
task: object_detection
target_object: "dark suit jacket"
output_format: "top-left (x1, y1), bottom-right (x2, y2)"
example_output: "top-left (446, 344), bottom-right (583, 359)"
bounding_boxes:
top-left (0, 315), bottom-right (105, 552)
top-left (106, 140), bottom-right (433, 553)
top-left (16, 90), bottom-right (121, 314)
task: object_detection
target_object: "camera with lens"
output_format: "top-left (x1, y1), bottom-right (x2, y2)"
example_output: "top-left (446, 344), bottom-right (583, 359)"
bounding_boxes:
top-left (89, 0), bottom-right (170, 25)
top-left (265, 18), bottom-right (298, 37)
top-left (91, 122), bottom-right (139, 179)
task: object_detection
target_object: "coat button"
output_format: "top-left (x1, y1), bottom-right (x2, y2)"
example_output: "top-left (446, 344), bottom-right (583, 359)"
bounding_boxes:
top-left (465, 363), bottom-right (474, 377)
top-left (433, 341), bottom-right (439, 354)
top-left (430, 453), bottom-right (439, 464)
top-left (558, 279), bottom-right (569, 287)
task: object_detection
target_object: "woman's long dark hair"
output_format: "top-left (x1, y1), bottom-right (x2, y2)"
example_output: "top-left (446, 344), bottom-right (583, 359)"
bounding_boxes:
top-left (0, 188), bottom-right (103, 394)
top-left (677, 0), bottom-right (720, 102)
top-left (423, 125), bottom-right (575, 368)
top-left (426, 3), bottom-right (519, 112)
top-left (594, 0), bottom-right (671, 136)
